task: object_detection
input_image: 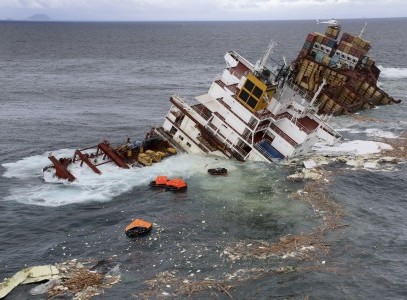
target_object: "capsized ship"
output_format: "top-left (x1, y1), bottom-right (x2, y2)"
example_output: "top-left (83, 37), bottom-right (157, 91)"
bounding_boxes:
top-left (43, 43), bottom-right (341, 182)
top-left (292, 19), bottom-right (401, 115)
top-left (153, 45), bottom-right (340, 163)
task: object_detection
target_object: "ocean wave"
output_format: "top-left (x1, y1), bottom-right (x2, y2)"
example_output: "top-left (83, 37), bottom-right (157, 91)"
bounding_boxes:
top-left (378, 66), bottom-right (407, 79)
top-left (365, 128), bottom-right (399, 139)
top-left (313, 140), bottom-right (392, 156)
top-left (1, 152), bottom-right (240, 207)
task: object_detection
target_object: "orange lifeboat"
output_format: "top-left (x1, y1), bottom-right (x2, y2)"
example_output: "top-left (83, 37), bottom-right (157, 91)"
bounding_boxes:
top-left (149, 176), bottom-right (187, 191)
top-left (149, 175), bottom-right (168, 187)
top-left (165, 178), bottom-right (187, 191)
top-left (125, 218), bottom-right (153, 237)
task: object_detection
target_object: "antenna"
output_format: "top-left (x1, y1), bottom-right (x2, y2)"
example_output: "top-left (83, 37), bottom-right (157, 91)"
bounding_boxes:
top-left (283, 56), bottom-right (288, 67)
top-left (255, 40), bottom-right (278, 72)
top-left (359, 22), bottom-right (367, 38)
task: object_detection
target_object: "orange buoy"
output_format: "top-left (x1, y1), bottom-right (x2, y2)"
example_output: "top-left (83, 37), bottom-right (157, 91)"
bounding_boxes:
top-left (125, 218), bottom-right (153, 237)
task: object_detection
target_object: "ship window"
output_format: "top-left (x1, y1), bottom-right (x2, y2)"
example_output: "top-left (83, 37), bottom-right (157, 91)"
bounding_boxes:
top-left (247, 97), bottom-right (258, 109)
top-left (170, 126), bottom-right (177, 136)
top-left (179, 135), bottom-right (184, 141)
top-left (252, 86), bottom-right (263, 98)
top-left (239, 89), bottom-right (250, 102)
top-left (186, 142), bottom-right (191, 147)
top-left (244, 80), bottom-right (255, 92)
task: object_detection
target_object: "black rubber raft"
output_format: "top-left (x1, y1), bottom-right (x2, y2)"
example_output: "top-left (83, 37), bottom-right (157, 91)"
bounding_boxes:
top-left (207, 168), bottom-right (227, 175)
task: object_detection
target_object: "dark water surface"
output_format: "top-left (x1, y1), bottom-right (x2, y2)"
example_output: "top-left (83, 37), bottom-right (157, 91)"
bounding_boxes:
top-left (1, 19), bottom-right (407, 299)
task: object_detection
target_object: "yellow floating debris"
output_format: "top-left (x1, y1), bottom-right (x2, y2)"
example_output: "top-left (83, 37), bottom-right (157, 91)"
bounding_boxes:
top-left (138, 153), bottom-right (152, 166)
top-left (167, 147), bottom-right (177, 154)
top-left (0, 265), bottom-right (59, 299)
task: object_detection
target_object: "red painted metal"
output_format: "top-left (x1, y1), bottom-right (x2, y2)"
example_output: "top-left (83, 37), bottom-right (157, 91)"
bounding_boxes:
top-left (48, 156), bottom-right (76, 182)
top-left (73, 150), bottom-right (101, 174)
top-left (97, 142), bottom-right (129, 169)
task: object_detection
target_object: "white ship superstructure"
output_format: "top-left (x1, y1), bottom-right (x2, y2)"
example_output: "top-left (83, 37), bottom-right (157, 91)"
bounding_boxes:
top-left (155, 49), bottom-right (341, 163)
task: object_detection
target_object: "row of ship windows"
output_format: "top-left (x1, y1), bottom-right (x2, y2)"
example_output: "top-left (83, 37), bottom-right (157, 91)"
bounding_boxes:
top-left (178, 135), bottom-right (191, 147)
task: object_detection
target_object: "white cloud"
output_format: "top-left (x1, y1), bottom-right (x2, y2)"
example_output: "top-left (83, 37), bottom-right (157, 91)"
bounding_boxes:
top-left (1, 0), bottom-right (406, 20)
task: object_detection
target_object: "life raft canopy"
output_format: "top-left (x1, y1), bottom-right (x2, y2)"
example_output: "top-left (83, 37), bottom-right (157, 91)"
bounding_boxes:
top-left (149, 176), bottom-right (187, 191)
top-left (165, 178), bottom-right (187, 191)
top-left (125, 218), bottom-right (153, 237)
top-left (149, 175), bottom-right (168, 187)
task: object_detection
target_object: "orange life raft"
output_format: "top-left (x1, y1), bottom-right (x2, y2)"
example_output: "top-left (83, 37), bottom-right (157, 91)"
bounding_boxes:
top-left (149, 175), bottom-right (168, 187)
top-left (149, 176), bottom-right (187, 191)
top-left (125, 218), bottom-right (153, 237)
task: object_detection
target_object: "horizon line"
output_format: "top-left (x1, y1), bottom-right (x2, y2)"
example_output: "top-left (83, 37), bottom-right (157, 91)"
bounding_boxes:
top-left (2, 16), bottom-right (407, 23)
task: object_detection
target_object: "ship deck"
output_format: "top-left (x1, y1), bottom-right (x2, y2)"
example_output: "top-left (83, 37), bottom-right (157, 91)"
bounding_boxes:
top-left (195, 94), bottom-right (222, 112)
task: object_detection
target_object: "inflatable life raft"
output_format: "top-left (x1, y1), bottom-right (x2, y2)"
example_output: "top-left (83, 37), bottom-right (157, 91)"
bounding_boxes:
top-left (125, 219), bottom-right (153, 237)
top-left (149, 176), bottom-right (187, 191)
top-left (207, 168), bottom-right (227, 175)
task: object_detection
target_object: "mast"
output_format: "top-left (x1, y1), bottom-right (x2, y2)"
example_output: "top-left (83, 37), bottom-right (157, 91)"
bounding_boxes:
top-left (359, 22), bottom-right (367, 38)
top-left (255, 40), bottom-right (278, 73)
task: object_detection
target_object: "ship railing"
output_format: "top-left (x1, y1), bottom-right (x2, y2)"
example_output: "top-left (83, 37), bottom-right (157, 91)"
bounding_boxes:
top-left (206, 116), bottom-right (250, 158)
top-left (253, 142), bottom-right (280, 163)
top-left (191, 104), bottom-right (212, 121)
top-left (216, 97), bottom-right (259, 130)
top-left (229, 50), bottom-right (255, 71)
top-left (164, 117), bottom-right (210, 154)
top-left (276, 112), bottom-right (317, 134)
top-left (296, 121), bottom-right (315, 134)
top-left (256, 121), bottom-right (270, 131)
top-left (241, 130), bottom-right (252, 143)
top-left (213, 112), bottom-right (254, 145)
top-left (174, 95), bottom-right (212, 121)
top-left (231, 144), bottom-right (249, 158)
top-left (254, 109), bottom-right (276, 121)
top-left (207, 124), bottom-right (249, 158)
top-left (229, 69), bottom-right (243, 79)
top-left (269, 123), bottom-right (299, 148)
top-left (276, 79), bottom-right (314, 104)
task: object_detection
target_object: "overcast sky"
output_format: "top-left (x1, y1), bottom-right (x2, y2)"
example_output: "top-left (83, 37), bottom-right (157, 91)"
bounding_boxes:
top-left (1, 0), bottom-right (406, 21)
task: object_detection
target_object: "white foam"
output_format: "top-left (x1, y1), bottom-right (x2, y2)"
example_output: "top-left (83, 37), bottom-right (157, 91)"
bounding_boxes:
top-left (335, 128), bottom-right (364, 134)
top-left (365, 128), bottom-right (399, 139)
top-left (2, 152), bottom-right (238, 207)
top-left (2, 149), bottom-right (75, 179)
top-left (378, 66), bottom-right (407, 79)
top-left (314, 140), bottom-right (392, 156)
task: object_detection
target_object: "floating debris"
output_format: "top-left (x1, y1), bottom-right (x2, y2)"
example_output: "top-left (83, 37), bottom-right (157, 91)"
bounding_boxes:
top-left (0, 258), bottom-right (120, 300)
top-left (0, 265), bottom-right (59, 299)
top-left (207, 167), bottom-right (228, 176)
top-left (48, 258), bottom-right (121, 300)
top-left (141, 271), bottom-right (234, 298)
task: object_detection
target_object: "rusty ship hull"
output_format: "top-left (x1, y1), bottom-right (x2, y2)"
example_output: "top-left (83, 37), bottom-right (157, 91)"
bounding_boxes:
top-left (43, 132), bottom-right (177, 182)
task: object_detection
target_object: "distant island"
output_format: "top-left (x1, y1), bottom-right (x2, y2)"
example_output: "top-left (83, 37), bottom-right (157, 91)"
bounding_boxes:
top-left (26, 14), bottom-right (51, 21)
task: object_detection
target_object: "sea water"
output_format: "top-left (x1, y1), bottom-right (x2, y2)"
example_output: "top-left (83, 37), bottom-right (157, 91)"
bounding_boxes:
top-left (1, 19), bottom-right (407, 298)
